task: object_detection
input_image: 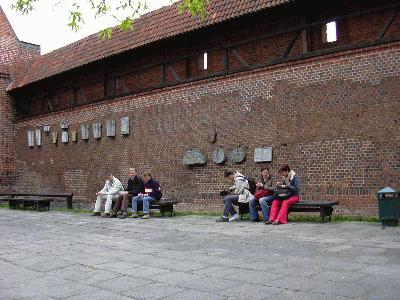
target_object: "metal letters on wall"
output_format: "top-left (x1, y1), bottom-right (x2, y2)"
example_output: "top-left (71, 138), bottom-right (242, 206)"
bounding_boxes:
top-left (61, 131), bottom-right (68, 143)
top-left (121, 117), bottom-right (130, 135)
top-left (35, 129), bottom-right (42, 146)
top-left (254, 147), bottom-right (273, 162)
top-left (106, 120), bottom-right (116, 137)
top-left (81, 124), bottom-right (90, 140)
top-left (93, 123), bottom-right (102, 139)
top-left (182, 149), bottom-right (207, 166)
top-left (229, 146), bottom-right (246, 163)
top-left (27, 130), bottom-right (34, 147)
top-left (212, 147), bottom-right (226, 164)
top-left (51, 131), bottom-right (58, 144)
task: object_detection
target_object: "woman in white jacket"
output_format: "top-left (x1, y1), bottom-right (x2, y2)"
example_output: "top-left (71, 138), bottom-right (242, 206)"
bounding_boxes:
top-left (216, 170), bottom-right (254, 222)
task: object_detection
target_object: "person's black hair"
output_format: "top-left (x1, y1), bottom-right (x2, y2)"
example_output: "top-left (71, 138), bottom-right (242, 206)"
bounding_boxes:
top-left (224, 170), bottom-right (234, 178)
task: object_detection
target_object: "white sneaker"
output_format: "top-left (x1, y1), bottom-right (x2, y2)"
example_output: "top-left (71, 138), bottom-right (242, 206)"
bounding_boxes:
top-left (229, 213), bottom-right (240, 222)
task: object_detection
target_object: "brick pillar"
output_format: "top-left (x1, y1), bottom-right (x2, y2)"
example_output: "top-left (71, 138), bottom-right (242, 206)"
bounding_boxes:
top-left (0, 71), bottom-right (15, 191)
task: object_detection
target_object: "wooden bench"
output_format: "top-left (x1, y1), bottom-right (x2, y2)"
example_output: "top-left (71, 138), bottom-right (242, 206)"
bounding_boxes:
top-left (112, 197), bottom-right (178, 217)
top-left (0, 192), bottom-right (74, 210)
top-left (150, 198), bottom-right (178, 216)
top-left (8, 197), bottom-right (53, 211)
top-left (238, 200), bottom-right (339, 222)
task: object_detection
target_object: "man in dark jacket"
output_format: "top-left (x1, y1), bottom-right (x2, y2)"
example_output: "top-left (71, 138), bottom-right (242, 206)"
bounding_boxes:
top-left (111, 168), bottom-right (144, 219)
top-left (131, 172), bottom-right (162, 219)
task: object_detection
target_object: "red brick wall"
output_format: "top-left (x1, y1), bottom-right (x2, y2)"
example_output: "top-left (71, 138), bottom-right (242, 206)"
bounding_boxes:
top-left (12, 43), bottom-right (400, 215)
top-left (0, 71), bottom-right (15, 191)
top-left (0, 6), bottom-right (40, 191)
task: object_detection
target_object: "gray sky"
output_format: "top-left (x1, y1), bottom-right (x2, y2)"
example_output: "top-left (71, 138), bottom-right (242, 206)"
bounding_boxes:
top-left (1, 0), bottom-right (178, 54)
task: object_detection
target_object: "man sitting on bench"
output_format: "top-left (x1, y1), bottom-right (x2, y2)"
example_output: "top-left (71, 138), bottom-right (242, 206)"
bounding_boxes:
top-left (131, 172), bottom-right (162, 219)
top-left (91, 173), bottom-right (124, 218)
top-left (111, 168), bottom-right (144, 219)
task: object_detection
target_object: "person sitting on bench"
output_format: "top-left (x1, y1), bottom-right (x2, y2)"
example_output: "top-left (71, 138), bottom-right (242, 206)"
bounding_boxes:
top-left (91, 173), bottom-right (124, 218)
top-left (216, 170), bottom-right (254, 222)
top-left (131, 172), bottom-right (162, 219)
top-left (249, 167), bottom-right (276, 222)
top-left (267, 165), bottom-right (300, 225)
top-left (111, 168), bottom-right (144, 219)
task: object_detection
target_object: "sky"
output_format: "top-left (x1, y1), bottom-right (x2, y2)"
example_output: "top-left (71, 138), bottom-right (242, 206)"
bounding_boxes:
top-left (1, 0), bottom-right (178, 54)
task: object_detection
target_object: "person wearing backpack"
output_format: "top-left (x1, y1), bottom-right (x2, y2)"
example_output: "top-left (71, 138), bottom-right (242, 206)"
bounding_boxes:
top-left (216, 170), bottom-right (254, 222)
top-left (248, 167), bottom-right (276, 222)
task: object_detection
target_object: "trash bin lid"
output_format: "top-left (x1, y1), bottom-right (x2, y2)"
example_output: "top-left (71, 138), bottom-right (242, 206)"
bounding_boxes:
top-left (378, 186), bottom-right (398, 194)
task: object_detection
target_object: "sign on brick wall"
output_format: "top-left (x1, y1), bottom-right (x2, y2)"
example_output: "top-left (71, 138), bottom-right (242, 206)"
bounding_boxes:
top-left (93, 123), bottom-right (102, 139)
top-left (121, 117), bottom-right (130, 135)
top-left (106, 120), bottom-right (116, 137)
top-left (81, 124), bottom-right (89, 140)
top-left (35, 129), bottom-right (42, 147)
top-left (254, 147), bottom-right (273, 162)
top-left (27, 130), bottom-right (34, 147)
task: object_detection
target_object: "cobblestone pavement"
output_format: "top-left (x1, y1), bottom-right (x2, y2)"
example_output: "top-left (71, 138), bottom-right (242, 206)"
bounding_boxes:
top-left (0, 209), bottom-right (399, 300)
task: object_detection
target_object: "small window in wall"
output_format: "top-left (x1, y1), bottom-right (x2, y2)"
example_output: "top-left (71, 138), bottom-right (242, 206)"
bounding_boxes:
top-left (323, 21), bottom-right (337, 43)
top-left (203, 52), bottom-right (208, 70)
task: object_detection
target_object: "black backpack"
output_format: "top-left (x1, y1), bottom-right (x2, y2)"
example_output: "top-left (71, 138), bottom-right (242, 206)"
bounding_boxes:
top-left (246, 177), bottom-right (257, 195)
top-left (237, 175), bottom-right (256, 195)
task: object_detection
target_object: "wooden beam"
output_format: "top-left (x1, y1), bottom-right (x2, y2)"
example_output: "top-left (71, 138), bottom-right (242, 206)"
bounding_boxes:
top-left (379, 8), bottom-right (399, 39)
top-left (167, 64), bottom-right (181, 81)
top-left (231, 49), bottom-right (249, 67)
top-left (283, 30), bottom-right (302, 58)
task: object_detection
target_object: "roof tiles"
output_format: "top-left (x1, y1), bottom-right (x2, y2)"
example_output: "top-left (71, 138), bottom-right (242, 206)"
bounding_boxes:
top-left (8, 0), bottom-right (293, 90)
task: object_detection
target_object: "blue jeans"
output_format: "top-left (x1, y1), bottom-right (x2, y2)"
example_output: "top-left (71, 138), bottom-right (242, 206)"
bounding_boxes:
top-left (259, 195), bottom-right (275, 221)
top-left (248, 195), bottom-right (260, 221)
top-left (131, 195), bottom-right (156, 214)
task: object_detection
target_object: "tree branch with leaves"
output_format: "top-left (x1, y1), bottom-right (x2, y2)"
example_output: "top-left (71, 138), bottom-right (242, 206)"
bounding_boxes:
top-left (11, 0), bottom-right (209, 39)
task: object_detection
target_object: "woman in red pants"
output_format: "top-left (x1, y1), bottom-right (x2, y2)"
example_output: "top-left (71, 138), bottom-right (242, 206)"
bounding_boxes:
top-left (267, 165), bottom-right (300, 225)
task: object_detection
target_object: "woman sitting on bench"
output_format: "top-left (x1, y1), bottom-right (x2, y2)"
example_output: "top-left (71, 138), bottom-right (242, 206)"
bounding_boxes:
top-left (266, 165), bottom-right (300, 225)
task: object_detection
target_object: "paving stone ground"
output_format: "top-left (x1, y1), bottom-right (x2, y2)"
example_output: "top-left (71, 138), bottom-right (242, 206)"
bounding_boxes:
top-left (0, 209), bottom-right (399, 300)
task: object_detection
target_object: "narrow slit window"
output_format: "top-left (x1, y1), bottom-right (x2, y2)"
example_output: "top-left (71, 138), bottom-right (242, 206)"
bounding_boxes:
top-left (203, 52), bottom-right (208, 70)
top-left (325, 21), bottom-right (337, 43)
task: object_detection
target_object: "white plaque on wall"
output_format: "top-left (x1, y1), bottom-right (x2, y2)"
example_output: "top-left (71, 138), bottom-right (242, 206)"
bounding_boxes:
top-left (121, 117), bottom-right (130, 135)
top-left (51, 131), bottom-right (58, 144)
top-left (27, 130), bottom-right (34, 147)
top-left (35, 129), bottom-right (42, 146)
top-left (81, 124), bottom-right (90, 140)
top-left (106, 119), bottom-right (116, 137)
top-left (93, 123), bottom-right (102, 139)
top-left (61, 131), bottom-right (69, 143)
top-left (254, 147), bottom-right (273, 162)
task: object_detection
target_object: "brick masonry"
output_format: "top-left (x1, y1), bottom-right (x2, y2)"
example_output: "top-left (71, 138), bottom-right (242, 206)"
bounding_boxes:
top-left (1, 1), bottom-right (400, 216)
top-left (0, 6), bottom-right (40, 191)
top-left (11, 43), bottom-right (400, 215)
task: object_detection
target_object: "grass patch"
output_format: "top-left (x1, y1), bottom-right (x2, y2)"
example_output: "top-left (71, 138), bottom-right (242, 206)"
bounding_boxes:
top-left (55, 207), bottom-right (92, 214)
top-left (0, 202), bottom-right (380, 223)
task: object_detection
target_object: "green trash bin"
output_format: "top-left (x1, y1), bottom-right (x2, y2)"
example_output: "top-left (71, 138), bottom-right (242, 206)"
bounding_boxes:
top-left (377, 187), bottom-right (399, 227)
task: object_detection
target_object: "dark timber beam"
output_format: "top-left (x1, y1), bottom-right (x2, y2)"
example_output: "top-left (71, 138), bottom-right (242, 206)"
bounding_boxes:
top-left (167, 64), bottom-right (181, 82)
top-left (379, 8), bottom-right (399, 39)
top-left (283, 30), bottom-right (302, 58)
top-left (231, 49), bottom-right (249, 67)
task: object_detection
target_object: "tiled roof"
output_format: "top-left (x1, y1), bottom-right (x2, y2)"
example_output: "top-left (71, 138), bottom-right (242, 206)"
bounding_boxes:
top-left (8, 0), bottom-right (293, 91)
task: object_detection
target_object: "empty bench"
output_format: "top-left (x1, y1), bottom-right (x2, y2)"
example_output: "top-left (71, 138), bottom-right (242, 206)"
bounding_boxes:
top-left (150, 198), bottom-right (178, 216)
top-left (238, 200), bottom-right (339, 222)
top-left (0, 192), bottom-right (74, 210)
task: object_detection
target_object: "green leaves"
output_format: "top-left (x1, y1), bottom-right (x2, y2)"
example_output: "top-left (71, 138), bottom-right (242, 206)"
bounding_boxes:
top-left (11, 0), bottom-right (37, 14)
top-left (68, 3), bottom-right (85, 32)
top-left (178, 0), bottom-right (209, 19)
top-left (11, 0), bottom-right (210, 39)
